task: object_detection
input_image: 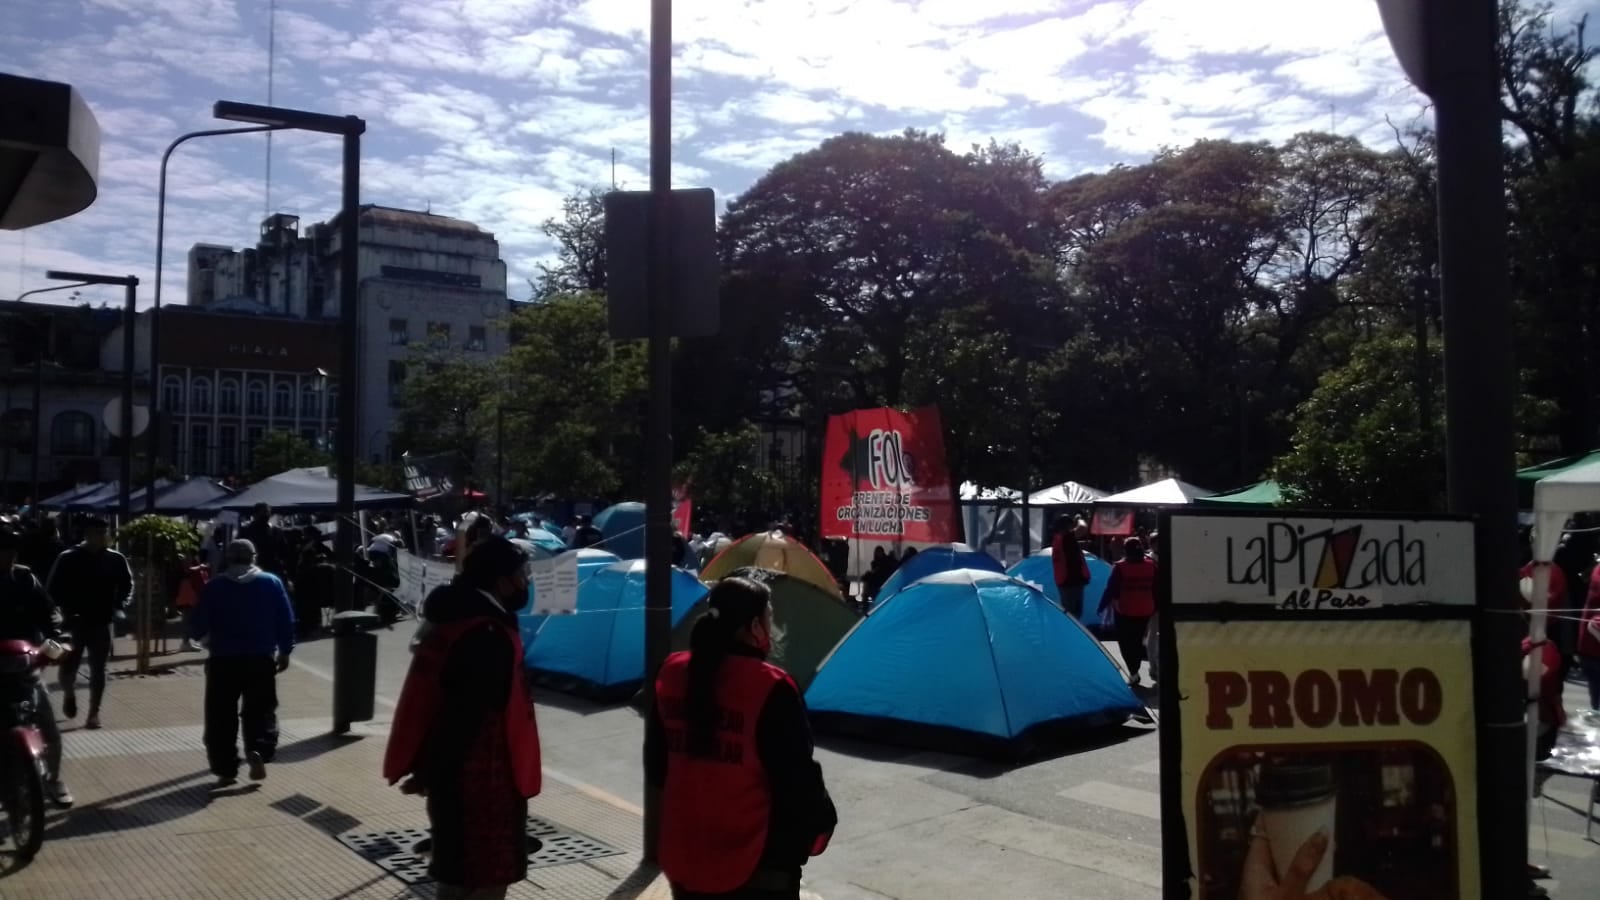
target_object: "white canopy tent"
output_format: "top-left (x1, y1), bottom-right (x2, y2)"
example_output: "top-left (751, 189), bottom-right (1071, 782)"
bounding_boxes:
top-left (1094, 477), bottom-right (1213, 506)
top-left (957, 482), bottom-right (1023, 502)
top-left (1529, 457), bottom-right (1600, 810)
top-left (1029, 481), bottom-right (1109, 505)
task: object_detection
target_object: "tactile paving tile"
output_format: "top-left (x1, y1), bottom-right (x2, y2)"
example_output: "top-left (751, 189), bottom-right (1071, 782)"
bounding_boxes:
top-left (335, 815), bottom-right (623, 885)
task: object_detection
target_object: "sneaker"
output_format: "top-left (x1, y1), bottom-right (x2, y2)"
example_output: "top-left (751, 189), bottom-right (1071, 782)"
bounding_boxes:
top-left (184, 639), bottom-right (202, 652)
top-left (84, 713), bottom-right (101, 730)
top-left (246, 750), bottom-right (267, 781)
top-left (215, 774), bottom-right (238, 787)
top-left (46, 780), bottom-right (74, 809)
top-left (61, 693), bottom-right (77, 720)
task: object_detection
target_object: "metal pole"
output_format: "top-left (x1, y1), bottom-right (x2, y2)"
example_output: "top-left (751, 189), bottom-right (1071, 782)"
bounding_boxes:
top-left (1434, 2), bottom-right (1522, 895)
top-left (334, 124), bottom-right (363, 591)
top-left (30, 323), bottom-right (42, 504)
top-left (150, 126), bottom-right (276, 511)
top-left (496, 405), bottom-right (505, 508)
top-left (119, 279), bottom-right (138, 526)
top-left (641, 0), bottom-right (673, 864)
top-left (1414, 276), bottom-right (1432, 434)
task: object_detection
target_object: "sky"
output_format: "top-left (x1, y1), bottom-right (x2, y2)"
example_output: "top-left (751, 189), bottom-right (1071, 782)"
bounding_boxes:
top-left (5, 0), bottom-right (1598, 308)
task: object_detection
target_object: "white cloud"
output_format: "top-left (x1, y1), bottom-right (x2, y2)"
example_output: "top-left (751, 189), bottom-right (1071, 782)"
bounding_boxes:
top-left (13, 0), bottom-right (1598, 304)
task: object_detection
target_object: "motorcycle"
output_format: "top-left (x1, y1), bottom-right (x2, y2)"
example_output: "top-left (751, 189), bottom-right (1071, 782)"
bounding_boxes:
top-left (0, 639), bottom-right (66, 861)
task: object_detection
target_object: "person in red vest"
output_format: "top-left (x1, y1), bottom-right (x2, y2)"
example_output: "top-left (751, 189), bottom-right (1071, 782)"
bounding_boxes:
top-left (647, 577), bottom-right (837, 900)
top-left (1101, 537), bottom-right (1158, 687)
top-left (384, 537), bottom-right (541, 900)
top-left (1051, 516), bottom-right (1091, 619)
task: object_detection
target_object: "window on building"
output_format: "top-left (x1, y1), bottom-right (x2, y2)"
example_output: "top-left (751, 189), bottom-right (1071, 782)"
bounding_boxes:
top-left (1, 409), bottom-right (34, 455)
top-left (219, 378), bottom-right (240, 415)
top-left (467, 325), bottom-right (487, 351)
top-left (388, 361), bottom-right (408, 405)
top-left (247, 380), bottom-right (267, 416)
top-left (218, 424), bottom-right (238, 474)
top-left (389, 318), bottom-right (409, 346)
top-left (190, 423), bottom-right (211, 474)
top-left (191, 377), bottom-right (213, 415)
top-left (273, 382), bottom-right (293, 418)
top-left (162, 375), bottom-right (184, 413)
top-left (426, 322), bottom-right (450, 346)
top-left (50, 411), bottom-right (96, 457)
top-left (301, 382), bottom-right (319, 418)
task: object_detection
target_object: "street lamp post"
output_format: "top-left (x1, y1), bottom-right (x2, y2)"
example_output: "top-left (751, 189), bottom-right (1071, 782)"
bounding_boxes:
top-left (45, 271), bottom-right (138, 525)
top-left (149, 124), bottom-right (280, 512)
top-left (213, 101), bottom-right (366, 580)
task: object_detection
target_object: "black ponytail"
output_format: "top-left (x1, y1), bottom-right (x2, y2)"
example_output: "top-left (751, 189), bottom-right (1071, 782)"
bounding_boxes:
top-left (685, 576), bottom-right (771, 757)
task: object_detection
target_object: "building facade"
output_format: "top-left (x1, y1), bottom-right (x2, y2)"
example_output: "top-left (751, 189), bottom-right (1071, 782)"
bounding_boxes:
top-left (1, 302), bottom-right (139, 502)
top-left (184, 205), bottom-right (511, 463)
top-left (103, 307), bottom-right (339, 480)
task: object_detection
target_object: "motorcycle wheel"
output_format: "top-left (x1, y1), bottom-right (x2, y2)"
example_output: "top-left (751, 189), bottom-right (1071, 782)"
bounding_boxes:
top-left (5, 751), bottom-right (46, 861)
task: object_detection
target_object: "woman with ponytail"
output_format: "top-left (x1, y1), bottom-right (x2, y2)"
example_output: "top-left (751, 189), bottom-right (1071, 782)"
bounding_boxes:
top-left (647, 577), bottom-right (837, 900)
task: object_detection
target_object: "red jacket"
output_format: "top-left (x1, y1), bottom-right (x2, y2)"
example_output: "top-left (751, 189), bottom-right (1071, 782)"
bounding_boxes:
top-left (1523, 637), bottom-right (1567, 730)
top-left (384, 615), bottom-right (542, 799)
top-left (1107, 558), bottom-right (1157, 618)
top-left (655, 651), bottom-right (808, 894)
top-left (1051, 534), bottom-right (1090, 587)
top-left (1520, 562), bottom-right (1568, 610)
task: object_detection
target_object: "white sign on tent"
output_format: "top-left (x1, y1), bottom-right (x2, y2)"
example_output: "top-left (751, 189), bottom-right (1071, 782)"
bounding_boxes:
top-left (529, 553), bottom-right (580, 615)
top-left (395, 549), bottom-right (452, 610)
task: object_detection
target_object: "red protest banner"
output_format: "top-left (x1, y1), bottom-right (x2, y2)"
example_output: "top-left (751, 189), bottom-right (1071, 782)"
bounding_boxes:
top-left (819, 406), bottom-right (957, 543)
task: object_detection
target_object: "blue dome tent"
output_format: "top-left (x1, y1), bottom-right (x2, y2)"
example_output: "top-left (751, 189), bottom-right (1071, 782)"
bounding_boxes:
top-left (876, 542), bottom-right (1005, 603)
top-left (1006, 550), bottom-right (1111, 614)
top-left (525, 558), bottom-right (707, 699)
top-left (518, 547), bottom-right (620, 647)
top-left (594, 501), bottom-right (646, 559)
top-left (806, 569), bottom-right (1143, 756)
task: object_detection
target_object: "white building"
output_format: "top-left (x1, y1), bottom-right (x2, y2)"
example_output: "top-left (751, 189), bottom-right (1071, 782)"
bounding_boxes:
top-left (180, 206), bottom-right (511, 464)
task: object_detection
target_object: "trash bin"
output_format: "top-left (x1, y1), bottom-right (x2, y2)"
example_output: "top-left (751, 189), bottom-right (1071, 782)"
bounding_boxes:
top-left (332, 609), bottom-right (382, 732)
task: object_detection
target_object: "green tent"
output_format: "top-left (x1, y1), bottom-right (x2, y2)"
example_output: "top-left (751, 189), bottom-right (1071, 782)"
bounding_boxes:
top-left (1517, 450), bottom-right (1600, 509)
top-left (1195, 480), bottom-right (1283, 507)
top-left (673, 566), bottom-right (860, 694)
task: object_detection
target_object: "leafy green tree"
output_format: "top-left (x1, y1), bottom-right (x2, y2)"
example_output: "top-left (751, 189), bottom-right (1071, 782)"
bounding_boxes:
top-left (245, 430), bottom-right (330, 484)
top-left (497, 294), bottom-right (648, 498)
top-left (673, 423), bottom-right (780, 517)
top-left (1273, 332), bottom-right (1444, 511)
top-left (390, 343), bottom-right (500, 487)
top-left (530, 188), bottom-right (607, 302)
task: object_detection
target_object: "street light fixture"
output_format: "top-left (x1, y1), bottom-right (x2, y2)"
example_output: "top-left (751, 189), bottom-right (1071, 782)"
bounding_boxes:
top-left (149, 123), bottom-right (282, 512)
top-left (45, 270), bottom-right (138, 525)
top-left (213, 100), bottom-right (367, 582)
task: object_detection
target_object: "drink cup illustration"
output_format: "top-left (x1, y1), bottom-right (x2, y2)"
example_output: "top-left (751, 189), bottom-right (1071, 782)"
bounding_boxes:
top-left (1256, 761), bottom-right (1337, 892)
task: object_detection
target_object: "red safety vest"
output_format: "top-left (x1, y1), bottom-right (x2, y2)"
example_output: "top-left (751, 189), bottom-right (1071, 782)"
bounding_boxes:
top-left (383, 616), bottom-right (541, 799)
top-left (176, 564), bottom-right (209, 609)
top-left (1114, 559), bottom-right (1157, 618)
top-left (1051, 535), bottom-right (1090, 586)
top-left (656, 650), bottom-right (790, 894)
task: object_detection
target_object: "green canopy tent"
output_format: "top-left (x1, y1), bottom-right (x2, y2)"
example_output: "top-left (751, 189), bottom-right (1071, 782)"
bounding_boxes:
top-left (1194, 480), bottom-right (1283, 507)
top-left (1516, 450), bottom-right (1600, 510)
top-left (673, 566), bottom-right (860, 694)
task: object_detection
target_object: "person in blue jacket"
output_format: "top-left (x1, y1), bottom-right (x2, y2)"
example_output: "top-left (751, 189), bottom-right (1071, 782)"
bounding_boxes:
top-left (190, 539), bottom-right (295, 785)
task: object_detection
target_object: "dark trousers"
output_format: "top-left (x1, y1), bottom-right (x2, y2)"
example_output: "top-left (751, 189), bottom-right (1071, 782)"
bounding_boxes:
top-left (203, 655), bottom-right (279, 777)
top-left (59, 620), bottom-right (112, 714)
top-left (1115, 614), bottom-right (1152, 676)
top-left (1058, 583), bottom-right (1085, 619)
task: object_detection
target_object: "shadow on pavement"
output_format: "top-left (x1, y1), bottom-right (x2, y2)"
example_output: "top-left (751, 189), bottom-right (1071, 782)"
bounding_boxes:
top-left (270, 792), bottom-right (364, 836)
top-left (42, 774), bottom-right (217, 840)
top-left (602, 863), bottom-right (663, 898)
top-left (275, 731), bottom-right (366, 764)
top-left (815, 717), bottom-right (1155, 778)
top-left (535, 689), bottom-right (636, 718)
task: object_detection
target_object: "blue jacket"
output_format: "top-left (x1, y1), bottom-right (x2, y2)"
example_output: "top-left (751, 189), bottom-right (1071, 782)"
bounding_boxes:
top-left (191, 567), bottom-right (295, 659)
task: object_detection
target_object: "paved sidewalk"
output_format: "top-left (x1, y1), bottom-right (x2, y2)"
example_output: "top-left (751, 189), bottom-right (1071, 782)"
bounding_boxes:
top-left (0, 646), bottom-right (677, 899)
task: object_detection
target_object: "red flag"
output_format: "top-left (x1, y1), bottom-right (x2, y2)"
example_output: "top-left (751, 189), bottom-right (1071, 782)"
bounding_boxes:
top-left (819, 406), bottom-right (956, 543)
